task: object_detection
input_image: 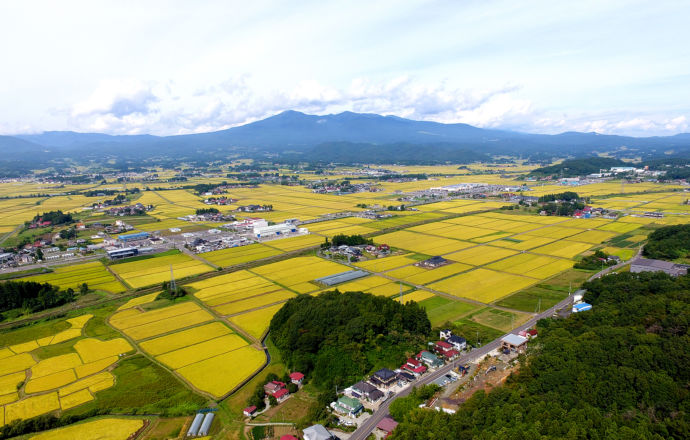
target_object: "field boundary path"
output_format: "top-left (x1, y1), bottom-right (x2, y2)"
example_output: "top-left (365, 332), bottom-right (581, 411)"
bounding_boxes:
top-left (348, 254), bottom-right (639, 440)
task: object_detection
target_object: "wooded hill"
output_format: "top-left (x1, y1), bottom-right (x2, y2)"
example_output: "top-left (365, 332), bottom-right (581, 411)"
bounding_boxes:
top-left (643, 224), bottom-right (690, 260)
top-left (269, 291), bottom-right (430, 391)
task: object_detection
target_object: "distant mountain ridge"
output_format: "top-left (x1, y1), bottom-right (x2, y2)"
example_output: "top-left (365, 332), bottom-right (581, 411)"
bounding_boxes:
top-left (3, 110), bottom-right (690, 162)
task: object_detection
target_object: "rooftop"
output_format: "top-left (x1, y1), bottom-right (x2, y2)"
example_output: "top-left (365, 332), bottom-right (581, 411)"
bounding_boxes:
top-left (502, 334), bottom-right (528, 346)
top-left (377, 415), bottom-right (399, 433)
top-left (373, 368), bottom-right (397, 381)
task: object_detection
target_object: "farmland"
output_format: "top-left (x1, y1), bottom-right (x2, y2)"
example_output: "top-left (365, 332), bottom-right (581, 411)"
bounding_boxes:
top-left (2, 164), bottom-right (690, 437)
top-left (28, 417), bottom-right (145, 440)
top-left (110, 252), bottom-right (213, 288)
top-left (0, 312), bottom-right (134, 424)
top-left (26, 261), bottom-right (125, 293)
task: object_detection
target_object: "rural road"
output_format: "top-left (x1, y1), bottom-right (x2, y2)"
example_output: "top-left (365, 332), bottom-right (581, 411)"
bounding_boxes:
top-left (348, 291), bottom-right (580, 440)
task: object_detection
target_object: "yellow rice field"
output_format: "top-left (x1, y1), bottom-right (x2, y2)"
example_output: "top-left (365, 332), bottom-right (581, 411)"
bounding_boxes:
top-left (110, 253), bottom-right (213, 288)
top-left (201, 243), bottom-right (283, 267)
top-left (229, 303), bottom-right (284, 339)
top-left (29, 417), bottom-right (145, 440)
top-left (532, 240), bottom-right (593, 259)
top-left (25, 261), bottom-right (125, 293)
top-left (140, 322), bottom-right (233, 355)
top-left (176, 345), bottom-right (266, 398)
top-left (428, 268), bottom-right (536, 303)
top-left (109, 301), bottom-right (214, 340)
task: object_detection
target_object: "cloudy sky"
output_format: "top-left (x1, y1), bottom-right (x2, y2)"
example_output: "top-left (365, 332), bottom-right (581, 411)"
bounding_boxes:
top-left (1, 0), bottom-right (689, 136)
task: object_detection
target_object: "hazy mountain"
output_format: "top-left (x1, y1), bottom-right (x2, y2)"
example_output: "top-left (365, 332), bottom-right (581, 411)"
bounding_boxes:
top-left (16, 131), bottom-right (159, 148)
top-left (2, 111), bottom-right (690, 163)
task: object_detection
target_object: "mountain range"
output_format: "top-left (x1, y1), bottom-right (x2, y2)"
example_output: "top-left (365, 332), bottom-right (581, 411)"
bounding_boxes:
top-left (3, 110), bottom-right (690, 164)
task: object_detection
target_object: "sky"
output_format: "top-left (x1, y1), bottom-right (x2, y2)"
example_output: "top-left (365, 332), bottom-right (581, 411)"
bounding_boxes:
top-left (1, 0), bottom-right (689, 137)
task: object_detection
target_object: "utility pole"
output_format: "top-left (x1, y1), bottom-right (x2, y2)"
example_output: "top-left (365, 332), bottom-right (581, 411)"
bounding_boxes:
top-left (170, 265), bottom-right (176, 292)
top-left (399, 282), bottom-right (403, 302)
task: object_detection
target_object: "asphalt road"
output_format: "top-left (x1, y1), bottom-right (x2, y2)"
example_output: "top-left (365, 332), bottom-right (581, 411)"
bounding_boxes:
top-left (348, 291), bottom-right (580, 440)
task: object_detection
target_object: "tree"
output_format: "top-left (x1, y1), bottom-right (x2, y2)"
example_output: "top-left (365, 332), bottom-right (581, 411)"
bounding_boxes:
top-left (79, 283), bottom-right (89, 295)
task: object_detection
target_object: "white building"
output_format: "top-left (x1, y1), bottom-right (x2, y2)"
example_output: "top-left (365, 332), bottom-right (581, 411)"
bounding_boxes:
top-left (254, 223), bottom-right (297, 238)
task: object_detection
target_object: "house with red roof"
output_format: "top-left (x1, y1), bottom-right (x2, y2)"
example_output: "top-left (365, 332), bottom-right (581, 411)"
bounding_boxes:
top-left (273, 388), bottom-right (290, 402)
top-left (243, 405), bottom-right (257, 417)
top-left (264, 380), bottom-right (290, 402)
top-left (376, 415), bottom-right (399, 436)
top-left (401, 358), bottom-right (427, 376)
top-left (289, 371), bottom-right (304, 386)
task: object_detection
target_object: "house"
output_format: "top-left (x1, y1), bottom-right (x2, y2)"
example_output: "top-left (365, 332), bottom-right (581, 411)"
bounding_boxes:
top-left (351, 381), bottom-right (384, 402)
top-left (243, 405), bottom-right (257, 417)
top-left (273, 388), bottom-right (290, 402)
top-left (376, 416), bottom-right (399, 435)
top-left (402, 358), bottom-right (427, 376)
top-left (439, 330), bottom-right (467, 351)
top-left (446, 334), bottom-right (466, 351)
top-left (333, 395), bottom-right (364, 417)
top-left (289, 372), bottom-right (304, 386)
top-left (501, 334), bottom-right (528, 352)
top-left (440, 349), bottom-right (460, 361)
top-left (418, 256), bottom-right (449, 268)
top-left (371, 368), bottom-right (398, 388)
top-left (607, 255), bottom-right (621, 264)
top-left (526, 329), bottom-right (538, 338)
top-left (417, 350), bottom-right (443, 368)
top-left (630, 257), bottom-right (688, 276)
top-left (264, 380), bottom-right (289, 401)
top-left (398, 371), bottom-right (416, 382)
top-left (434, 340), bottom-right (453, 354)
top-left (303, 424), bottom-right (337, 440)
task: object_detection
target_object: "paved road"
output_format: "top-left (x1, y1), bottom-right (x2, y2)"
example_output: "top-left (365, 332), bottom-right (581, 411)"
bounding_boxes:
top-left (348, 291), bottom-right (579, 440)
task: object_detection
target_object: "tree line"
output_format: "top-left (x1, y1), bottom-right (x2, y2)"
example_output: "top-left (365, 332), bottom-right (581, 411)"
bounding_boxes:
top-left (0, 280), bottom-right (79, 320)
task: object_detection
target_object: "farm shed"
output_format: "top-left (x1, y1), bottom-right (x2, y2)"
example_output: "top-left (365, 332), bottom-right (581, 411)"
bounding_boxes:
top-left (315, 270), bottom-right (369, 286)
top-left (117, 231), bottom-right (149, 242)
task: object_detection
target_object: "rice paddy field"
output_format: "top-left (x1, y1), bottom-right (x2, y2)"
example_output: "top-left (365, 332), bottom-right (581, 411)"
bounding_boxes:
top-left (0, 313), bottom-right (134, 425)
top-left (109, 252), bottom-right (213, 288)
top-left (25, 261), bottom-right (125, 293)
top-left (28, 417), bottom-right (145, 440)
top-left (4, 170), bottom-right (690, 435)
top-left (200, 243), bottom-right (283, 267)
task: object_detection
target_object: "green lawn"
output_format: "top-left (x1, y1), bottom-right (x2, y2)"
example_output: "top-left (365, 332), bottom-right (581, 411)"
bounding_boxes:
top-left (419, 296), bottom-right (479, 326)
top-left (452, 318), bottom-right (504, 347)
top-left (495, 287), bottom-right (568, 313)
